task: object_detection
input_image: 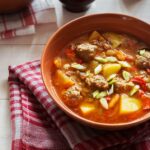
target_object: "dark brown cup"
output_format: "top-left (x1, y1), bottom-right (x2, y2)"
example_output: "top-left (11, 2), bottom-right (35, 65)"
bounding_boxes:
top-left (59, 0), bottom-right (95, 12)
top-left (0, 0), bottom-right (31, 14)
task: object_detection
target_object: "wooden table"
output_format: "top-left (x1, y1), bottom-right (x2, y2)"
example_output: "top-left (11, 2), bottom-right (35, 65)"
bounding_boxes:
top-left (0, 0), bottom-right (149, 149)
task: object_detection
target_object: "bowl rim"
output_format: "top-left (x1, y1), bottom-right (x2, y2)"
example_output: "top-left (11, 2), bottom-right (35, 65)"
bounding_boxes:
top-left (41, 13), bottom-right (150, 129)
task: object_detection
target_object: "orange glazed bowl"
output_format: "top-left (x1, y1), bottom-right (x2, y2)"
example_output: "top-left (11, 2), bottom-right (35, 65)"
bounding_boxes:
top-left (41, 14), bottom-right (150, 130)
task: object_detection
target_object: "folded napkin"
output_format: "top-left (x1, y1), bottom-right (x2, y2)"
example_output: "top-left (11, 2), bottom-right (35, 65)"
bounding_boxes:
top-left (0, 0), bottom-right (56, 39)
top-left (8, 60), bottom-right (150, 150)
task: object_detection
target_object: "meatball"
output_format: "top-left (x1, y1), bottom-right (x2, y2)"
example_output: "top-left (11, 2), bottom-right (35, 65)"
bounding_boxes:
top-left (141, 50), bottom-right (150, 58)
top-left (135, 50), bottom-right (150, 69)
top-left (63, 85), bottom-right (82, 100)
top-left (76, 42), bottom-right (97, 61)
top-left (91, 40), bottom-right (112, 51)
top-left (85, 74), bottom-right (109, 90)
top-left (77, 71), bottom-right (87, 80)
top-left (114, 77), bottom-right (132, 93)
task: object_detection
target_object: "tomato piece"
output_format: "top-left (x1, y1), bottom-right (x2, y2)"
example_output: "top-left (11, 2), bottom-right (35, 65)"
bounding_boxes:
top-left (147, 69), bottom-right (150, 75)
top-left (137, 90), bottom-right (150, 110)
top-left (137, 90), bottom-right (145, 98)
top-left (141, 94), bottom-right (150, 110)
top-left (125, 55), bottom-right (134, 62)
top-left (106, 96), bottom-right (111, 101)
top-left (65, 48), bottom-right (75, 59)
top-left (127, 67), bottom-right (137, 72)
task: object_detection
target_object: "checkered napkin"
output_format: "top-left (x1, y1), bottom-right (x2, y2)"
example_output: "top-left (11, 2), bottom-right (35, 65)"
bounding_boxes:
top-left (0, 0), bottom-right (56, 39)
top-left (8, 60), bottom-right (150, 150)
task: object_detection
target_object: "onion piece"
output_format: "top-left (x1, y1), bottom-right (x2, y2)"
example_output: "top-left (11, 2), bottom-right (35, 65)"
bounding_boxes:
top-left (94, 56), bottom-right (108, 63)
top-left (139, 49), bottom-right (145, 56)
top-left (107, 84), bottom-right (114, 95)
top-left (122, 70), bottom-right (132, 81)
top-left (107, 74), bottom-right (117, 81)
top-left (100, 98), bottom-right (109, 109)
top-left (71, 63), bottom-right (86, 70)
top-left (94, 64), bottom-right (102, 74)
top-left (96, 91), bottom-right (107, 99)
top-left (118, 61), bottom-right (131, 68)
top-left (130, 85), bottom-right (140, 96)
top-left (106, 56), bottom-right (118, 62)
top-left (92, 90), bottom-right (99, 98)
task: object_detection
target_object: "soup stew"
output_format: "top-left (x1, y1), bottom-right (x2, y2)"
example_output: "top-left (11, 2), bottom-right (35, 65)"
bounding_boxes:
top-left (52, 31), bottom-right (150, 123)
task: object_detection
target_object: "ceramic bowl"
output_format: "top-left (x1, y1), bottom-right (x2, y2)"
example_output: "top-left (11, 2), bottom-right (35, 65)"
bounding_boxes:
top-left (41, 14), bottom-right (150, 130)
top-left (0, 0), bottom-right (31, 14)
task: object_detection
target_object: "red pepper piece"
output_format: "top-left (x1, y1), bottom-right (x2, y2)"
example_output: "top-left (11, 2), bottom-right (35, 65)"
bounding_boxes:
top-left (131, 76), bottom-right (147, 91)
top-left (76, 58), bottom-right (83, 64)
top-left (106, 96), bottom-right (111, 101)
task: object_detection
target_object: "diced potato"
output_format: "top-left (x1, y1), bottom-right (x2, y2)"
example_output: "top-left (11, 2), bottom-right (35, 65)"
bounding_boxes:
top-left (55, 70), bottom-right (74, 88)
top-left (89, 31), bottom-right (105, 42)
top-left (80, 103), bottom-right (95, 114)
top-left (103, 63), bottom-right (121, 78)
top-left (120, 94), bottom-right (142, 114)
top-left (54, 57), bottom-right (62, 68)
top-left (103, 32), bottom-right (124, 48)
top-left (106, 50), bottom-right (116, 56)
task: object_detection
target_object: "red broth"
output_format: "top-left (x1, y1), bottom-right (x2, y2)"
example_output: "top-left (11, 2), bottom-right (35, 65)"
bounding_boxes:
top-left (52, 31), bottom-right (150, 123)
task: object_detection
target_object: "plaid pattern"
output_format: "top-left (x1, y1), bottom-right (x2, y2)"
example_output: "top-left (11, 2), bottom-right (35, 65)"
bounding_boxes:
top-left (0, 0), bottom-right (56, 39)
top-left (8, 60), bottom-right (150, 150)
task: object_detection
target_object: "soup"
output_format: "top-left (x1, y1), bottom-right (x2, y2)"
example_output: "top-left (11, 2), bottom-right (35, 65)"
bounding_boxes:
top-left (52, 31), bottom-right (150, 123)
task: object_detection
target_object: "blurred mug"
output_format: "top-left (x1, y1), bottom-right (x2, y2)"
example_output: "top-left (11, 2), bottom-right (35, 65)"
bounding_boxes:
top-left (59, 0), bottom-right (95, 12)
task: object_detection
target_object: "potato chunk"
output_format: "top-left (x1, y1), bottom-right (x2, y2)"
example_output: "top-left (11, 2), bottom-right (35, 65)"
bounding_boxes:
top-left (103, 63), bottom-right (121, 78)
top-left (103, 32), bottom-right (123, 48)
top-left (54, 57), bottom-right (62, 68)
top-left (55, 70), bottom-right (74, 88)
top-left (80, 103), bottom-right (95, 114)
top-left (89, 31), bottom-right (105, 42)
top-left (120, 94), bottom-right (142, 114)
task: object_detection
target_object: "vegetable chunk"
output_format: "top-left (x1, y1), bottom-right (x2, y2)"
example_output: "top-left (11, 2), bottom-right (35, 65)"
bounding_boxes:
top-left (103, 32), bottom-right (124, 48)
top-left (120, 94), bottom-right (142, 114)
top-left (55, 70), bottom-right (74, 88)
top-left (80, 103), bottom-right (95, 114)
top-left (54, 57), bottom-right (62, 68)
top-left (109, 94), bottom-right (120, 108)
top-left (89, 31), bottom-right (105, 42)
top-left (103, 63), bottom-right (121, 78)
top-left (100, 98), bottom-right (109, 109)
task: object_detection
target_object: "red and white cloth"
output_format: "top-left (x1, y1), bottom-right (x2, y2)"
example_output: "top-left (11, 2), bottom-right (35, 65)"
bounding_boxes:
top-left (0, 0), bottom-right (56, 39)
top-left (8, 60), bottom-right (150, 150)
